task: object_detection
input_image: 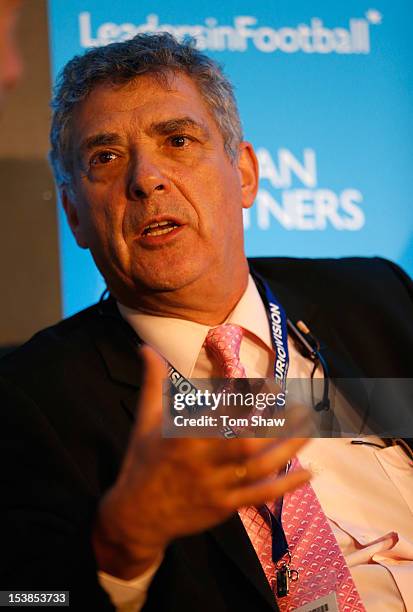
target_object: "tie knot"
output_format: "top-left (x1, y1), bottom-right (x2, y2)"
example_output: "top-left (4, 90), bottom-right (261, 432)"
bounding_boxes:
top-left (204, 324), bottom-right (247, 378)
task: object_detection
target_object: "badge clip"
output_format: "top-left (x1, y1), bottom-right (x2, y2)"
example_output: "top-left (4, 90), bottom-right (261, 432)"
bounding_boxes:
top-left (274, 550), bottom-right (299, 598)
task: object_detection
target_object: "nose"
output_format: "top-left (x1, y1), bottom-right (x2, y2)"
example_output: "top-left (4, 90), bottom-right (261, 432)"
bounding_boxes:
top-left (127, 152), bottom-right (171, 201)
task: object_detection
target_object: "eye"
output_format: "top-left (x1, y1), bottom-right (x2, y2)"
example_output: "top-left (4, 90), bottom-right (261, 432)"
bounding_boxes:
top-left (169, 135), bottom-right (191, 148)
top-left (90, 151), bottom-right (118, 166)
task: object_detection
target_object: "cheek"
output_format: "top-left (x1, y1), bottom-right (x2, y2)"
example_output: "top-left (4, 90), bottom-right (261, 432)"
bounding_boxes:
top-left (202, 170), bottom-right (243, 230)
top-left (78, 185), bottom-right (127, 252)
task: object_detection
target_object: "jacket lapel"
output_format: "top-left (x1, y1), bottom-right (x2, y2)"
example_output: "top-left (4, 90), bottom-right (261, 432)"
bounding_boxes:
top-left (90, 296), bottom-right (143, 420)
top-left (256, 269), bottom-right (371, 432)
top-left (308, 307), bottom-right (371, 432)
top-left (210, 515), bottom-right (279, 610)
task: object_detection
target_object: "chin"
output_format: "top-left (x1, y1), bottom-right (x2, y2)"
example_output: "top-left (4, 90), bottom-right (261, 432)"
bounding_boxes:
top-left (138, 272), bottom-right (196, 293)
top-left (133, 260), bottom-right (205, 293)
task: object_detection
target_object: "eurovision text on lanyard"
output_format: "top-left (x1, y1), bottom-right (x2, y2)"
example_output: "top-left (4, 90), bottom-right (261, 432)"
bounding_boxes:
top-left (252, 270), bottom-right (331, 413)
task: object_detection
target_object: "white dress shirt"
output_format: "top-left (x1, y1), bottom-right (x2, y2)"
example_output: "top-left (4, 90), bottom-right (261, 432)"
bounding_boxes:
top-left (99, 275), bottom-right (413, 611)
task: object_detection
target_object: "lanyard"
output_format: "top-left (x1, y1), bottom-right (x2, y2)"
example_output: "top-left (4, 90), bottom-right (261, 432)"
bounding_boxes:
top-left (251, 270), bottom-right (290, 390)
top-left (164, 272), bottom-right (292, 565)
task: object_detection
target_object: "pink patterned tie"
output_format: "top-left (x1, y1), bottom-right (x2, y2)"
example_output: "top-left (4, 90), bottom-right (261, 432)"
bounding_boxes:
top-left (204, 324), bottom-right (279, 580)
top-left (204, 324), bottom-right (365, 611)
top-left (279, 457), bottom-right (365, 611)
top-left (204, 324), bottom-right (247, 378)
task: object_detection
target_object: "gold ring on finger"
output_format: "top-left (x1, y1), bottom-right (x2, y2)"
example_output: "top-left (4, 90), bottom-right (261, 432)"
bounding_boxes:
top-left (234, 464), bottom-right (248, 481)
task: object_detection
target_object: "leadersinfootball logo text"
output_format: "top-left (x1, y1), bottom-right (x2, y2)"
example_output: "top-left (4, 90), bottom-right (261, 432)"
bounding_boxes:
top-left (79, 11), bottom-right (382, 54)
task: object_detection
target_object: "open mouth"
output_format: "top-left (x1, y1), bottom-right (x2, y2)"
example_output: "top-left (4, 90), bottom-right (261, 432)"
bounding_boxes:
top-left (141, 220), bottom-right (180, 237)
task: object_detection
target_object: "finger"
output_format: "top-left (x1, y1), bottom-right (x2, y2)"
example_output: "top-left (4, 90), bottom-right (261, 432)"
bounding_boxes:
top-left (207, 436), bottom-right (309, 487)
top-left (207, 437), bottom-right (278, 465)
top-left (225, 468), bottom-right (311, 509)
top-left (133, 345), bottom-right (167, 438)
top-left (207, 405), bottom-right (314, 465)
top-left (233, 437), bottom-right (308, 486)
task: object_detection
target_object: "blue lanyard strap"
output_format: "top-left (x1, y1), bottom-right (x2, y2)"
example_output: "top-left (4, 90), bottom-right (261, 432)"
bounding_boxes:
top-left (250, 271), bottom-right (290, 391)
top-left (259, 493), bottom-right (289, 563)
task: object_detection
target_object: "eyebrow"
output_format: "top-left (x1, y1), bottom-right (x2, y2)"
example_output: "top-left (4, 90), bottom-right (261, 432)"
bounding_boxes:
top-left (147, 117), bottom-right (210, 139)
top-left (78, 117), bottom-right (210, 155)
top-left (80, 132), bottom-right (123, 154)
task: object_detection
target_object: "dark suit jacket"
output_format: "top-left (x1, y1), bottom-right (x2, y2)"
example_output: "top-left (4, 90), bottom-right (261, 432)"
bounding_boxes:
top-left (0, 257), bottom-right (412, 611)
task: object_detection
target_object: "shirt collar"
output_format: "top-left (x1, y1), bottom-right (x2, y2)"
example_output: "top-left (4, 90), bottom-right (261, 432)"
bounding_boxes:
top-left (118, 274), bottom-right (273, 378)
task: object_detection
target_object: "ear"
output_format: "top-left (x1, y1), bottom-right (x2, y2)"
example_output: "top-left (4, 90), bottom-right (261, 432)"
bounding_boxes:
top-left (237, 142), bottom-right (259, 209)
top-left (61, 187), bottom-right (89, 249)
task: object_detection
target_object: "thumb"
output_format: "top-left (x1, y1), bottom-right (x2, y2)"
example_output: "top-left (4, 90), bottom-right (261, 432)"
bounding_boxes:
top-left (133, 345), bottom-right (168, 438)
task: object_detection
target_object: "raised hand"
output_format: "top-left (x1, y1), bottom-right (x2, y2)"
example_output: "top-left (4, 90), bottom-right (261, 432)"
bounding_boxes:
top-left (93, 346), bottom-right (310, 580)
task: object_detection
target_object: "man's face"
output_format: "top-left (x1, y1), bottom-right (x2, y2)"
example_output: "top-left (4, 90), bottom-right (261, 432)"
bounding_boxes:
top-left (63, 72), bottom-right (257, 302)
top-left (0, 0), bottom-right (23, 103)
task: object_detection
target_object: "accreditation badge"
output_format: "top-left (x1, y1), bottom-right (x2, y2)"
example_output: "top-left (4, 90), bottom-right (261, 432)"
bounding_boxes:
top-left (293, 591), bottom-right (339, 612)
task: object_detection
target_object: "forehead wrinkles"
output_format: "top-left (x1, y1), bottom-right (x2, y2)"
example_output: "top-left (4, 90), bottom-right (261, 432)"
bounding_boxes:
top-left (74, 82), bottom-right (197, 139)
top-left (82, 70), bottom-right (217, 126)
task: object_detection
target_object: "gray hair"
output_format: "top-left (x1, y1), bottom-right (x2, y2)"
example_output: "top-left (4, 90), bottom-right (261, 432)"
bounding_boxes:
top-left (49, 32), bottom-right (243, 187)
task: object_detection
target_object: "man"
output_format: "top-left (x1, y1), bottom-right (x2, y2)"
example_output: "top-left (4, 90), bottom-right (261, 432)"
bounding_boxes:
top-left (0, 33), bottom-right (412, 612)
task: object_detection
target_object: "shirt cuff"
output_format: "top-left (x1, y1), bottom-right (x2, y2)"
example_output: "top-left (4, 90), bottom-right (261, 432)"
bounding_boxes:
top-left (98, 555), bottom-right (163, 611)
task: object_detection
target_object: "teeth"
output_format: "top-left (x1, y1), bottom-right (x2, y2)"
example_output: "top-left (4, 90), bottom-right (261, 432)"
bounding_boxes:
top-left (143, 219), bottom-right (179, 237)
top-left (146, 220), bottom-right (173, 229)
top-left (145, 225), bottom-right (178, 237)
